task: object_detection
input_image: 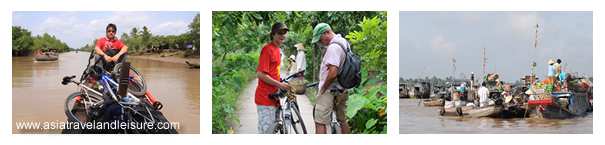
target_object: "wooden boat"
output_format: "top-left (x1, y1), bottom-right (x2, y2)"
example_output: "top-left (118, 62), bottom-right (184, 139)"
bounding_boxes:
top-left (528, 92), bottom-right (591, 119)
top-left (423, 98), bottom-right (444, 107)
top-left (34, 52), bottom-right (58, 61)
top-left (439, 105), bottom-right (502, 117)
top-left (185, 61), bottom-right (200, 69)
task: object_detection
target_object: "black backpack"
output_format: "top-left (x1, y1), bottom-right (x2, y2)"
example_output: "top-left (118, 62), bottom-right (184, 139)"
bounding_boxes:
top-left (330, 40), bottom-right (361, 89)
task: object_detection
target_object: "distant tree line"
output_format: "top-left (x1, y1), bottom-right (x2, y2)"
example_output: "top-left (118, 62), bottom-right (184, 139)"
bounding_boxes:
top-left (80, 13), bottom-right (200, 57)
top-left (12, 26), bottom-right (71, 56)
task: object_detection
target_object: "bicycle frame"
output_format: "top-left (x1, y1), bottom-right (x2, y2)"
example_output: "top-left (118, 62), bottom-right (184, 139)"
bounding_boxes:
top-left (98, 71), bottom-right (140, 104)
top-left (271, 71), bottom-right (308, 134)
top-left (64, 63), bottom-right (152, 123)
top-left (274, 91), bottom-right (301, 134)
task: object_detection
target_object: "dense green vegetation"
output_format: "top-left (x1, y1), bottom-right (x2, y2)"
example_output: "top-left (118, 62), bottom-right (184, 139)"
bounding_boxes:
top-left (12, 26), bottom-right (71, 56)
top-left (212, 52), bottom-right (258, 133)
top-left (212, 11), bottom-right (387, 134)
top-left (80, 14), bottom-right (200, 58)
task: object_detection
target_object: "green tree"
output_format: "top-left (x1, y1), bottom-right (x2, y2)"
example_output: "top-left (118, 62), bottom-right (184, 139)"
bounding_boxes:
top-left (141, 26), bottom-right (152, 50)
top-left (211, 11), bottom-right (387, 134)
top-left (189, 13), bottom-right (200, 54)
top-left (346, 16), bottom-right (388, 79)
top-left (12, 26), bottom-right (34, 56)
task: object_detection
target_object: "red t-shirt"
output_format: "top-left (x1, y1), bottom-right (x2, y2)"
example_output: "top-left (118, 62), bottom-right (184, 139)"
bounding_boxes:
top-left (255, 42), bottom-right (281, 106)
top-left (96, 37), bottom-right (125, 52)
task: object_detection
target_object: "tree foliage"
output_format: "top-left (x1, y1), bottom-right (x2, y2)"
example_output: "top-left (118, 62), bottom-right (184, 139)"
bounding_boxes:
top-left (12, 26), bottom-right (71, 56)
top-left (79, 13), bottom-right (200, 57)
top-left (212, 11), bottom-right (387, 134)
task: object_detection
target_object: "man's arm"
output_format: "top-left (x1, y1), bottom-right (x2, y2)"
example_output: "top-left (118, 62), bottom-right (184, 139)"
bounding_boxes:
top-left (319, 64), bottom-right (338, 95)
top-left (95, 46), bottom-right (111, 61)
top-left (112, 45), bottom-right (128, 62)
top-left (95, 45), bottom-right (106, 56)
top-left (257, 71), bottom-right (290, 90)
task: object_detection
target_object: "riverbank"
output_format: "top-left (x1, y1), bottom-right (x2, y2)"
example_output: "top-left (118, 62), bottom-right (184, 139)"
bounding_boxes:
top-left (15, 51), bottom-right (200, 66)
top-left (129, 53), bottom-right (199, 65)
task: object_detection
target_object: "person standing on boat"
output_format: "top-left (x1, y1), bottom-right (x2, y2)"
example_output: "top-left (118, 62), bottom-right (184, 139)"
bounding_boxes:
top-left (547, 59), bottom-right (556, 84)
top-left (255, 22), bottom-right (291, 134)
top-left (555, 59), bottom-right (568, 91)
top-left (478, 82), bottom-right (489, 107)
top-left (94, 23), bottom-right (129, 71)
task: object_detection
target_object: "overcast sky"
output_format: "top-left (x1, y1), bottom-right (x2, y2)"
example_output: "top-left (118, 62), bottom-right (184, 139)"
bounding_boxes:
top-left (13, 11), bottom-right (198, 49)
top-left (399, 12), bottom-right (592, 82)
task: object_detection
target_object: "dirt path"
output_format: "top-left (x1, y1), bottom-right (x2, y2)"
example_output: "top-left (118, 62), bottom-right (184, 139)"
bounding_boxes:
top-left (234, 79), bottom-right (316, 134)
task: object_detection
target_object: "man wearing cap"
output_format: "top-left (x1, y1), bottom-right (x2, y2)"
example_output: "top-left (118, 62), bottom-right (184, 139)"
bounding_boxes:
top-left (311, 23), bottom-right (350, 134)
top-left (255, 22), bottom-right (291, 134)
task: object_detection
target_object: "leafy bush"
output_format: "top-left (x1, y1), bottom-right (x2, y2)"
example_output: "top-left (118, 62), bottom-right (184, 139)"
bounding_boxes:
top-left (346, 16), bottom-right (388, 79)
top-left (212, 11), bottom-right (388, 134)
top-left (346, 68), bottom-right (387, 134)
top-left (342, 14), bottom-right (388, 134)
top-left (212, 52), bottom-right (258, 133)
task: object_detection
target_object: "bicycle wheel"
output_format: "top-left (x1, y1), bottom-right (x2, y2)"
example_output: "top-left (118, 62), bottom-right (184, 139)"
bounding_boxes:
top-left (64, 92), bottom-right (88, 123)
top-left (330, 123), bottom-right (339, 134)
top-left (330, 112), bottom-right (341, 134)
top-left (283, 117), bottom-right (292, 134)
top-left (122, 102), bottom-right (178, 134)
top-left (114, 63), bottom-right (147, 96)
top-left (290, 102), bottom-right (307, 134)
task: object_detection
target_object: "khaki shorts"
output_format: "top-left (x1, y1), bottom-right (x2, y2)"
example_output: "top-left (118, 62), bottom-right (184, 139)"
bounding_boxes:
top-left (314, 90), bottom-right (347, 124)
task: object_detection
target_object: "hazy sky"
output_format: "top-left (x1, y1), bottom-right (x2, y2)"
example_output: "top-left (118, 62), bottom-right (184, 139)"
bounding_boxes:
top-left (13, 11), bottom-right (198, 48)
top-left (399, 12), bottom-right (592, 82)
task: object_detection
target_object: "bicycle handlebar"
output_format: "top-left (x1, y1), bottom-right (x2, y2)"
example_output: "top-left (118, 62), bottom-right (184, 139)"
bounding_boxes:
top-left (61, 75), bottom-right (77, 85)
top-left (269, 81), bottom-right (318, 100)
top-left (281, 70), bottom-right (305, 83)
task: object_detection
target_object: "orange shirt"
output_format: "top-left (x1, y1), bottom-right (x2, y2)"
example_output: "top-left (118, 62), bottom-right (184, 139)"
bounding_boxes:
top-left (255, 43), bottom-right (281, 106)
top-left (96, 37), bottom-right (125, 52)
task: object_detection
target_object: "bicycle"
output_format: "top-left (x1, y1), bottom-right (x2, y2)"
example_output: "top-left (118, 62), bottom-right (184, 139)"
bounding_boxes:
top-left (61, 51), bottom-right (176, 134)
top-left (329, 101), bottom-right (342, 134)
top-left (327, 89), bottom-right (348, 134)
top-left (269, 71), bottom-right (316, 134)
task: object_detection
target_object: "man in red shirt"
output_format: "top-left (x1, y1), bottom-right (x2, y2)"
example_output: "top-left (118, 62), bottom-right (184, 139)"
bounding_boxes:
top-left (94, 23), bottom-right (129, 71)
top-left (255, 22), bottom-right (291, 134)
top-left (91, 23), bottom-right (130, 126)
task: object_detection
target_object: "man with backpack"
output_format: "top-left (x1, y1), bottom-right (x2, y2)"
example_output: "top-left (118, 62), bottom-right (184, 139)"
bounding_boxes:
top-left (311, 23), bottom-right (361, 134)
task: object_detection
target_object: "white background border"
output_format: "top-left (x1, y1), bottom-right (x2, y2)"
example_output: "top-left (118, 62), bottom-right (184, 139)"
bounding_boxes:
top-left (2, 0), bottom-right (600, 145)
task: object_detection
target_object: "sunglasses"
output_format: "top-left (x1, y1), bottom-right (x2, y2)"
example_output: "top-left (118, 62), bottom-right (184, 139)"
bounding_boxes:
top-left (277, 30), bottom-right (288, 35)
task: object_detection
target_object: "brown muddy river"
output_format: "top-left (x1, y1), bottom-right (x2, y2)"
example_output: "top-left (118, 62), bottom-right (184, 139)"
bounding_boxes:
top-left (12, 51), bottom-right (199, 134)
top-left (399, 99), bottom-right (592, 134)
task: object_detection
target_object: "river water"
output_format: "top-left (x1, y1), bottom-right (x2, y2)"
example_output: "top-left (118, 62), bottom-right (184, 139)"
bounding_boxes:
top-left (399, 99), bottom-right (592, 134)
top-left (12, 51), bottom-right (199, 134)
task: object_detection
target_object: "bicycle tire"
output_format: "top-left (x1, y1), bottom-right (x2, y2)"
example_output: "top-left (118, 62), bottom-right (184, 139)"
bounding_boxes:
top-left (330, 121), bottom-right (341, 134)
top-left (330, 112), bottom-right (341, 134)
top-left (330, 124), bottom-right (338, 134)
top-left (122, 101), bottom-right (178, 134)
top-left (64, 92), bottom-right (87, 123)
top-left (291, 102), bottom-right (307, 134)
top-left (283, 117), bottom-right (292, 134)
top-left (114, 63), bottom-right (147, 96)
